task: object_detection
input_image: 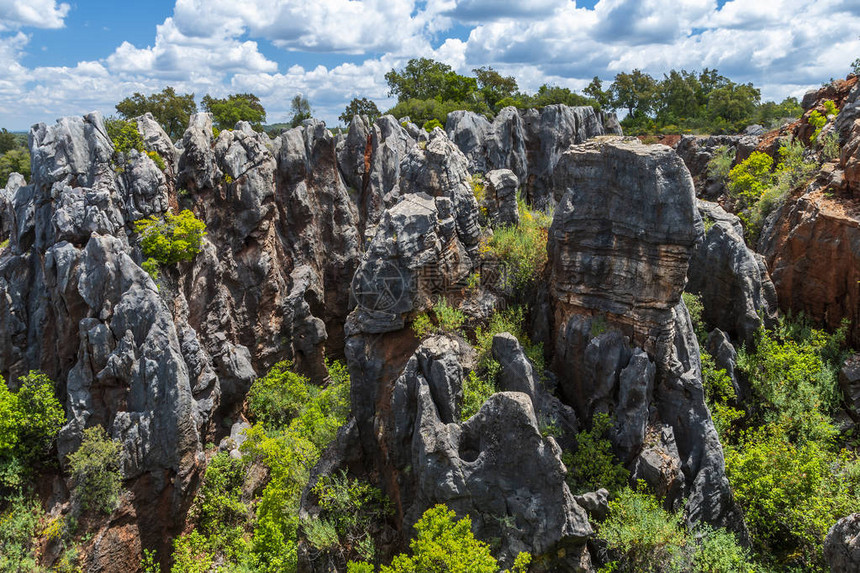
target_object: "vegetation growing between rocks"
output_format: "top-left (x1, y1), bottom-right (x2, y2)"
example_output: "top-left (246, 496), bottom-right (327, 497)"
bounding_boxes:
top-left (135, 209), bottom-right (207, 278)
top-left (67, 426), bottom-right (122, 515)
top-left (412, 297), bottom-right (466, 339)
top-left (348, 504), bottom-right (531, 573)
top-left (563, 413), bottom-right (629, 495)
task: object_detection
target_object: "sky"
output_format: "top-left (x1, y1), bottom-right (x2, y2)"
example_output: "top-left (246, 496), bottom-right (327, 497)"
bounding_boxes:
top-left (0, 0), bottom-right (859, 131)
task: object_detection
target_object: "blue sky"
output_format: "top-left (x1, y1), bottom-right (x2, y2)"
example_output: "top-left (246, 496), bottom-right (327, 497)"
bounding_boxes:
top-left (1, 0), bottom-right (858, 131)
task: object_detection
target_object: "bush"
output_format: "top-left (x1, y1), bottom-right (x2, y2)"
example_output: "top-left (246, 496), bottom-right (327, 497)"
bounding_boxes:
top-left (472, 305), bottom-right (544, 384)
top-left (247, 361), bottom-right (315, 429)
top-left (67, 426), bottom-right (122, 514)
top-left (422, 118), bottom-right (443, 132)
top-left (135, 209), bottom-right (206, 266)
top-left (305, 471), bottom-right (391, 564)
top-left (105, 118), bottom-right (144, 155)
top-left (146, 150), bottom-right (166, 171)
top-left (0, 149), bottom-right (30, 187)
top-left (0, 496), bottom-right (43, 571)
top-left (483, 195), bottom-right (551, 292)
top-left (599, 486), bottom-right (753, 573)
top-left (724, 425), bottom-right (860, 569)
top-left (411, 297), bottom-right (465, 339)
top-left (0, 371), bottom-right (64, 498)
top-left (705, 145), bottom-right (735, 183)
top-left (727, 151), bottom-right (773, 208)
top-left (355, 504), bottom-right (530, 573)
top-left (563, 413), bottom-right (629, 495)
top-left (240, 361), bottom-right (351, 573)
top-left (461, 371), bottom-right (496, 420)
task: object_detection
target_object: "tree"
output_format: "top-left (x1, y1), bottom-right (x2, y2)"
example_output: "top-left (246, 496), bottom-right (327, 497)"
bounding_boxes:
top-left (67, 426), bottom-right (122, 513)
top-left (0, 129), bottom-right (17, 155)
top-left (655, 70), bottom-right (701, 124)
top-left (529, 84), bottom-right (595, 108)
top-left (340, 98), bottom-right (380, 125)
top-left (385, 58), bottom-right (478, 104)
top-left (201, 93), bottom-right (266, 131)
top-left (707, 82), bottom-right (760, 126)
top-left (583, 76), bottom-right (612, 109)
top-left (473, 66), bottom-right (518, 109)
top-left (116, 87), bottom-right (197, 140)
top-left (289, 94), bottom-right (312, 128)
top-left (610, 69), bottom-right (657, 116)
top-left (0, 149), bottom-right (30, 187)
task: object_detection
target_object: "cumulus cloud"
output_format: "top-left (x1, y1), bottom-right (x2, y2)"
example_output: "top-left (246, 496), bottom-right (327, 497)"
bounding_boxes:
top-left (1, 0), bottom-right (859, 130)
top-left (0, 0), bottom-right (69, 31)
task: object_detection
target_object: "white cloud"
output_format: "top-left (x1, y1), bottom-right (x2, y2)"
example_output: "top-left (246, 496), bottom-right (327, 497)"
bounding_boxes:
top-left (0, 0), bottom-right (69, 31)
top-left (1, 0), bottom-right (860, 130)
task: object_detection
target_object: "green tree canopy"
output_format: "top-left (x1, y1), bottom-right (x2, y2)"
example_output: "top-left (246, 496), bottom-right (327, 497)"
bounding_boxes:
top-left (340, 97), bottom-right (379, 125)
top-left (385, 58), bottom-right (478, 103)
top-left (0, 149), bottom-right (30, 187)
top-left (707, 82), bottom-right (761, 125)
top-left (0, 129), bottom-right (17, 155)
top-left (583, 76), bottom-right (612, 109)
top-left (201, 93), bottom-right (267, 131)
top-left (289, 94), bottom-right (312, 128)
top-left (473, 66), bottom-right (518, 109)
top-left (115, 86), bottom-right (197, 140)
top-left (610, 69), bottom-right (658, 117)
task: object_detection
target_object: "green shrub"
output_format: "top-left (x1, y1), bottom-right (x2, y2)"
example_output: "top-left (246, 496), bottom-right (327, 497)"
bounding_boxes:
top-left (361, 504), bottom-right (529, 573)
top-left (727, 151), bottom-right (773, 208)
top-left (705, 145), bottom-right (735, 183)
top-left (692, 525), bottom-right (755, 573)
top-left (67, 426), bottom-right (122, 514)
top-left (146, 150), bottom-right (166, 171)
top-left (483, 195), bottom-right (550, 292)
top-left (599, 486), bottom-right (687, 572)
top-left (422, 118), bottom-right (443, 132)
top-left (240, 361), bottom-right (351, 573)
top-left (472, 305), bottom-right (544, 383)
top-left (820, 132), bottom-right (841, 163)
top-left (0, 371), bottom-right (64, 498)
top-left (247, 361), bottom-right (315, 429)
top-left (682, 292), bottom-right (706, 343)
top-left (305, 471), bottom-right (391, 563)
top-left (141, 549), bottom-right (161, 573)
top-left (461, 371), bottom-right (496, 420)
top-left (141, 258), bottom-right (159, 281)
top-left (563, 413), bottom-right (629, 495)
top-left (724, 425), bottom-right (860, 569)
top-left (0, 496), bottom-right (43, 571)
top-left (0, 149), bottom-right (30, 187)
top-left (411, 297), bottom-right (466, 339)
top-left (106, 118), bottom-right (144, 155)
top-left (135, 209), bottom-right (206, 266)
top-left (700, 351), bottom-right (744, 441)
top-left (171, 530), bottom-right (214, 573)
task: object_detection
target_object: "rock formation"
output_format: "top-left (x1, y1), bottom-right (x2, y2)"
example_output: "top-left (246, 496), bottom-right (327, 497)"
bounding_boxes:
top-left (547, 138), bottom-right (746, 537)
top-left (824, 513), bottom-right (860, 573)
top-left (687, 200), bottom-right (778, 345)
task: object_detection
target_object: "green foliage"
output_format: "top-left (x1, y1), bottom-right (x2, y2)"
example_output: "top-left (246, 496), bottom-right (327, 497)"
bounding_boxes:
top-left (473, 67), bottom-right (518, 110)
top-left (611, 69), bottom-right (659, 117)
top-left (727, 151), bottom-right (774, 208)
top-left (0, 239), bottom-right (8, 250)
top-left (340, 97), bottom-right (380, 125)
top-left (852, 58), bottom-right (860, 77)
top-left (483, 195), bottom-right (550, 293)
top-left (141, 549), bottom-right (161, 573)
top-left (289, 94), bottom-right (312, 128)
top-left (247, 361), bottom-right (316, 429)
top-left (682, 292), bottom-right (706, 343)
top-left (171, 530), bottom-right (215, 573)
top-left (378, 505), bottom-right (503, 573)
top-left (146, 150), bottom-right (166, 171)
top-left (564, 413), bottom-right (629, 495)
top-left (461, 371), bottom-right (496, 421)
top-left (473, 305), bottom-right (544, 383)
top-left (387, 98), bottom-right (467, 127)
top-left (0, 128), bottom-right (18, 155)
top-left (105, 118), bottom-right (145, 155)
top-left (700, 351), bottom-right (744, 441)
top-left (116, 86), bottom-right (197, 140)
top-left (724, 425), bottom-right (859, 569)
top-left (0, 148), bottom-right (31, 187)
top-left (385, 58), bottom-right (477, 104)
top-left (422, 118), bottom-right (443, 132)
top-left (411, 298), bottom-right (466, 338)
top-left (0, 496), bottom-right (43, 571)
top-left (737, 320), bottom-right (843, 443)
top-left (0, 372), bottom-right (64, 498)
top-left (599, 486), bottom-right (687, 571)
top-left (240, 361), bottom-right (351, 573)
top-left (820, 132), bottom-right (841, 163)
top-left (142, 257), bottom-right (160, 281)
top-left (599, 486), bottom-right (753, 573)
top-left (135, 209), bottom-right (206, 266)
top-left (808, 110), bottom-right (827, 143)
top-left (202, 93), bottom-right (266, 131)
top-left (67, 426), bottom-right (122, 514)
top-left (705, 145), bottom-right (735, 183)
top-left (306, 471), bottom-right (391, 563)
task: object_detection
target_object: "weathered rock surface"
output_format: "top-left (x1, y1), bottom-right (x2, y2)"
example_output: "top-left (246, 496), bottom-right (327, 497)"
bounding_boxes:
top-left (0, 112), bottom-right (361, 568)
top-left (687, 200), bottom-right (778, 345)
top-left (675, 134), bottom-right (760, 199)
top-left (840, 354), bottom-right (860, 420)
top-left (447, 104), bottom-right (621, 207)
top-left (483, 169), bottom-right (519, 227)
top-left (547, 138), bottom-right (746, 538)
top-left (758, 190), bottom-right (860, 347)
top-left (824, 513), bottom-right (860, 573)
